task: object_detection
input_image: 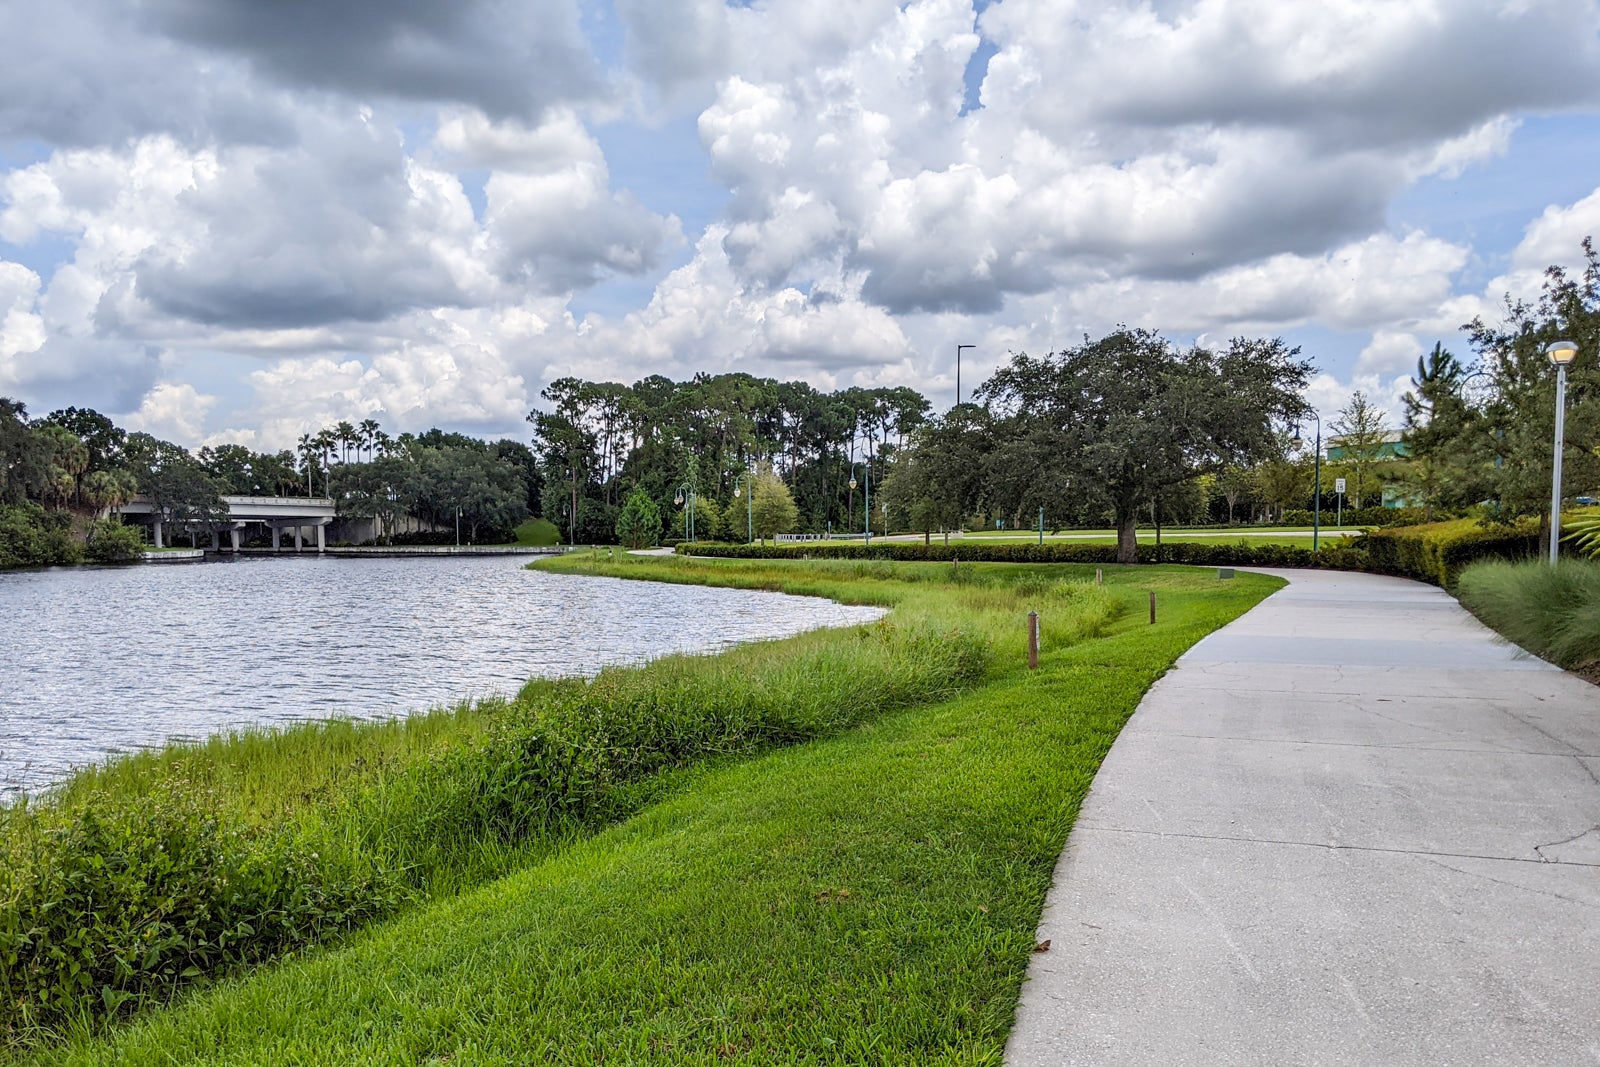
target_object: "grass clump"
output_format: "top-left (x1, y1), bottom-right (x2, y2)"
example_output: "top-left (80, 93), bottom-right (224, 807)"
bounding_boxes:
top-left (17, 558), bottom-right (1278, 1066)
top-left (1456, 558), bottom-right (1600, 671)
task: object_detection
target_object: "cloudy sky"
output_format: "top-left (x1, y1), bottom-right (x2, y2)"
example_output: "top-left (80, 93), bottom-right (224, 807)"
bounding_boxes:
top-left (3, 0), bottom-right (1600, 451)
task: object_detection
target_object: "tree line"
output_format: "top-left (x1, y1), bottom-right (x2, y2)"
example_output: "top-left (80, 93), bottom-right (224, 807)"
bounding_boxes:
top-left (3, 244), bottom-right (1594, 564)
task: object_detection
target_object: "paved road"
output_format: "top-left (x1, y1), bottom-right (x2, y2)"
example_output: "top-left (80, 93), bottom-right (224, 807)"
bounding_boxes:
top-left (1006, 569), bottom-right (1600, 1067)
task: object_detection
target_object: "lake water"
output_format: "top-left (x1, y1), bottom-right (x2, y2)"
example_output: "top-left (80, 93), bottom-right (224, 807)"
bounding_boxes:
top-left (0, 555), bottom-right (884, 796)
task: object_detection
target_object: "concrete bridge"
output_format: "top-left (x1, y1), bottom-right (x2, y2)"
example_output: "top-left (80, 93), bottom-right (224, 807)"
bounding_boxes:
top-left (121, 495), bottom-right (337, 552)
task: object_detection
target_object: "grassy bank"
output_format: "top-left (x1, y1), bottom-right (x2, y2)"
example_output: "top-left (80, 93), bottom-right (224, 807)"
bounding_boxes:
top-left (1456, 558), bottom-right (1600, 679)
top-left (1, 563), bottom-right (985, 1043)
top-left (14, 556), bottom-right (1279, 1064)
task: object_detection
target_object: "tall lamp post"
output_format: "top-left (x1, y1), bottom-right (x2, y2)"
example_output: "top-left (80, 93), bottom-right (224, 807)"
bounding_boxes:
top-left (674, 483), bottom-right (696, 544)
top-left (849, 462), bottom-right (871, 545)
top-left (1293, 412), bottom-right (1322, 552)
top-left (956, 344), bottom-right (974, 407)
top-left (1547, 339), bottom-right (1580, 563)
top-left (732, 472), bottom-right (753, 544)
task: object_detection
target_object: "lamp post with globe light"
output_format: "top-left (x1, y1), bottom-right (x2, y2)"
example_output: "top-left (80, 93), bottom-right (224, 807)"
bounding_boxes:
top-left (674, 483), bottom-right (695, 544)
top-left (1547, 339), bottom-right (1580, 563)
top-left (849, 463), bottom-right (870, 545)
top-left (732, 472), bottom-right (753, 544)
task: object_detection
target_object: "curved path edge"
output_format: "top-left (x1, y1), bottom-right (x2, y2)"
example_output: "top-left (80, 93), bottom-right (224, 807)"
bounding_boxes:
top-left (1005, 568), bottom-right (1600, 1067)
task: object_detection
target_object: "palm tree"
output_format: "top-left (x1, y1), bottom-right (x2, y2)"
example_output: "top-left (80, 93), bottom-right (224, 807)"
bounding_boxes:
top-left (360, 418), bottom-right (381, 462)
top-left (334, 421), bottom-right (357, 465)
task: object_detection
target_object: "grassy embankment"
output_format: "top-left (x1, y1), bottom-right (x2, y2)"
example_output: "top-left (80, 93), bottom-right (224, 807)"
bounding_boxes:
top-left (10, 555), bottom-right (1279, 1065)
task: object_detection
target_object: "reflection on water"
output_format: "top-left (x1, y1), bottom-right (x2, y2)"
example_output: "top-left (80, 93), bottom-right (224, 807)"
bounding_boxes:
top-left (0, 555), bottom-right (884, 795)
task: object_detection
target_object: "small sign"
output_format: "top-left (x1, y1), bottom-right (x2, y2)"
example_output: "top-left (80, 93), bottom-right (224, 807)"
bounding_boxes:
top-left (1335, 477), bottom-right (1347, 495)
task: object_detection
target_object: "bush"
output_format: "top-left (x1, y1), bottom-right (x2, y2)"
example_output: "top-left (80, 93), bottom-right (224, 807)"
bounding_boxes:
top-left (0, 504), bottom-right (81, 570)
top-left (677, 539), bottom-right (1335, 568)
top-left (1457, 559), bottom-right (1600, 670)
top-left (1360, 519), bottom-right (1541, 587)
top-left (85, 518), bottom-right (146, 563)
top-left (0, 787), bottom-right (400, 1035)
top-left (1280, 506), bottom-right (1429, 528)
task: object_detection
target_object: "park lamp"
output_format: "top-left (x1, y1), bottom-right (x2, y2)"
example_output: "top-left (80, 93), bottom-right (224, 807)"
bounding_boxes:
top-left (1547, 340), bottom-right (1581, 563)
top-left (1548, 339), bottom-right (1579, 366)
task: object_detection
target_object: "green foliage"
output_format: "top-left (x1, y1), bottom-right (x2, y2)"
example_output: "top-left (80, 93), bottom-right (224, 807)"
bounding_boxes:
top-left (977, 329), bottom-right (1312, 561)
top-left (0, 790), bottom-right (401, 1037)
top-left (512, 519), bottom-right (561, 546)
top-left (1280, 506), bottom-right (1429, 527)
top-left (0, 504), bottom-right (82, 569)
top-left (85, 518), bottom-right (146, 563)
top-left (1563, 510), bottom-right (1600, 558)
top-left (1455, 240), bottom-right (1600, 523)
top-left (614, 488), bottom-right (662, 548)
top-left (678, 538), bottom-right (1341, 568)
top-left (1328, 390), bottom-right (1391, 509)
top-left (750, 468), bottom-right (798, 541)
top-left (1457, 559), bottom-right (1600, 670)
top-left (1360, 519), bottom-right (1541, 587)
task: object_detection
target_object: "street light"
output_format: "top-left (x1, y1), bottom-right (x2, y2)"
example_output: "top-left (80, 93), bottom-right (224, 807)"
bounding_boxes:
top-left (849, 461), bottom-right (871, 544)
top-left (674, 483), bottom-right (696, 543)
top-left (1547, 339), bottom-right (1580, 563)
top-left (1292, 411), bottom-right (1322, 552)
top-left (731, 472), bottom-right (754, 544)
top-left (956, 344), bottom-right (974, 407)
top-left (455, 506), bottom-right (461, 549)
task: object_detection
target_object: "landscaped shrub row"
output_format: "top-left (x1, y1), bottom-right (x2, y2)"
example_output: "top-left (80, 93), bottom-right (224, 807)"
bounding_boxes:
top-left (1359, 519), bottom-right (1542, 587)
top-left (1279, 506), bottom-right (1429, 528)
top-left (678, 540), bottom-right (1338, 567)
top-left (0, 614), bottom-right (987, 1039)
top-left (679, 522), bottom-right (1543, 588)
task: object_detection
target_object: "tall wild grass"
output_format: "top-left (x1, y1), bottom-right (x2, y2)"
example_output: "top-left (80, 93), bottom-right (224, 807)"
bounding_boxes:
top-left (1456, 558), bottom-right (1600, 670)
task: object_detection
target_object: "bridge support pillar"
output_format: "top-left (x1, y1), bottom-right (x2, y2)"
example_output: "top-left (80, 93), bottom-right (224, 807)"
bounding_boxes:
top-left (153, 520), bottom-right (164, 549)
top-left (210, 529), bottom-right (220, 551)
top-left (271, 526), bottom-right (281, 553)
top-left (316, 524), bottom-right (325, 553)
top-left (294, 526), bottom-right (303, 552)
top-left (230, 528), bottom-right (241, 553)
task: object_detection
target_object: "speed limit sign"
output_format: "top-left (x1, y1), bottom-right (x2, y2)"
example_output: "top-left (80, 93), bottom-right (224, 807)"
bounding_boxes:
top-left (1335, 477), bottom-right (1347, 494)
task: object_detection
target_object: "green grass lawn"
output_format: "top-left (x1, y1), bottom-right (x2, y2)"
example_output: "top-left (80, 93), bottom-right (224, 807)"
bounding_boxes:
top-left (14, 556), bottom-right (1279, 1065)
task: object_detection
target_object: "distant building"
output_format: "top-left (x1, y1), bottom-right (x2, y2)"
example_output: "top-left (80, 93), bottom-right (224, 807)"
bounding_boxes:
top-left (1324, 431), bottom-right (1409, 462)
top-left (1324, 431), bottom-right (1413, 508)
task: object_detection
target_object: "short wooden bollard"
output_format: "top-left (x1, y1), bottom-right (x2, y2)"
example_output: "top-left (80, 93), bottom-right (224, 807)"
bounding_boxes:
top-left (1095, 567), bottom-right (1103, 586)
top-left (1149, 591), bottom-right (1156, 625)
top-left (1027, 611), bottom-right (1040, 670)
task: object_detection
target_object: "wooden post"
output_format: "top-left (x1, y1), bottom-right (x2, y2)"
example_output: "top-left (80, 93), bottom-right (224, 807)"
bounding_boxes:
top-left (1149, 591), bottom-right (1156, 625)
top-left (1095, 567), bottom-right (1103, 586)
top-left (1028, 611), bottom-right (1039, 670)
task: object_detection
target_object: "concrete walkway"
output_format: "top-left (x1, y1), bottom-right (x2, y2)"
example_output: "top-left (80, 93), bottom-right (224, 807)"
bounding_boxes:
top-left (1006, 569), bottom-right (1600, 1066)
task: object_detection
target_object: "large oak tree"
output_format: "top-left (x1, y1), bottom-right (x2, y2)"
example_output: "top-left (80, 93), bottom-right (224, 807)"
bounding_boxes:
top-left (977, 328), bottom-right (1312, 563)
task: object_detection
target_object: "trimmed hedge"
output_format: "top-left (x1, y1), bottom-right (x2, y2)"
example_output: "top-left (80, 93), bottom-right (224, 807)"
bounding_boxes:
top-left (678, 540), bottom-right (1333, 567)
top-left (1280, 506), bottom-right (1429, 528)
top-left (680, 520), bottom-right (1542, 588)
top-left (1359, 519), bottom-right (1542, 587)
